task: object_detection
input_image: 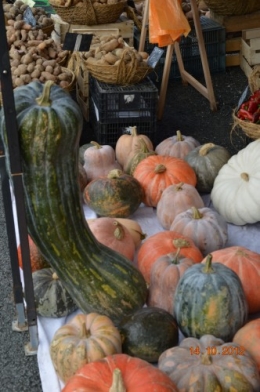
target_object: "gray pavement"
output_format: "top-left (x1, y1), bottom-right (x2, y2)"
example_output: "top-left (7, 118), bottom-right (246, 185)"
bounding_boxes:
top-left (0, 188), bottom-right (42, 392)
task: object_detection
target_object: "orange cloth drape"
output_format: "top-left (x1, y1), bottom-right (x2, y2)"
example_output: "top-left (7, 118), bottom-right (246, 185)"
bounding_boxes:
top-left (149, 0), bottom-right (191, 47)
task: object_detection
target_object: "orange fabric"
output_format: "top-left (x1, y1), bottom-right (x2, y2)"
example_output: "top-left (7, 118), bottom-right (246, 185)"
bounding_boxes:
top-left (149, 0), bottom-right (191, 47)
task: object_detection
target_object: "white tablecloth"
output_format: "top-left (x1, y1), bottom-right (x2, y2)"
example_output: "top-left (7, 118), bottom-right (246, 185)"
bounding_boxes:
top-left (15, 195), bottom-right (260, 392)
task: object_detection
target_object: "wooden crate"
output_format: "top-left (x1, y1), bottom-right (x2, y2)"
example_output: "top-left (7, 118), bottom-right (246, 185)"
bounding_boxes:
top-left (51, 14), bottom-right (134, 46)
top-left (241, 28), bottom-right (260, 66)
top-left (240, 28), bottom-right (260, 78)
top-left (209, 10), bottom-right (260, 66)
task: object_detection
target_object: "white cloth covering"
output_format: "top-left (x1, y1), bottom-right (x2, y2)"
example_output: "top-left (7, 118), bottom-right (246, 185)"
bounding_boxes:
top-left (14, 196), bottom-right (260, 392)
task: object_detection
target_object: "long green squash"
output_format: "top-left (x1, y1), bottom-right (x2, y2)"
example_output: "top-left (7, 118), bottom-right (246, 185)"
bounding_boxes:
top-left (0, 81), bottom-right (147, 324)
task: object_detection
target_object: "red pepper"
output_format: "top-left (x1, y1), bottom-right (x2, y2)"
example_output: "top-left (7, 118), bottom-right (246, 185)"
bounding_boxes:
top-left (252, 108), bottom-right (260, 123)
top-left (237, 108), bottom-right (254, 121)
top-left (248, 100), bottom-right (259, 113)
top-left (251, 89), bottom-right (260, 102)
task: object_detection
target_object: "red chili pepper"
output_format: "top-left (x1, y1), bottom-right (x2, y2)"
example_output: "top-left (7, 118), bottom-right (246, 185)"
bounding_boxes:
top-left (252, 108), bottom-right (260, 123)
top-left (251, 89), bottom-right (260, 102)
top-left (237, 108), bottom-right (254, 121)
top-left (248, 100), bottom-right (259, 113)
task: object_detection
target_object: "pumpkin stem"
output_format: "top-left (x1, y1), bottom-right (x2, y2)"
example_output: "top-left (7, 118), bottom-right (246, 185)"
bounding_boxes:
top-left (154, 164), bottom-right (166, 173)
top-left (199, 143), bottom-right (215, 156)
top-left (90, 141), bottom-right (102, 149)
top-left (201, 352), bottom-right (212, 365)
top-left (191, 206), bottom-right (203, 219)
top-left (171, 248), bottom-right (181, 264)
top-left (129, 126), bottom-right (138, 137)
top-left (52, 272), bottom-right (59, 280)
top-left (80, 321), bottom-right (89, 338)
top-left (176, 130), bottom-right (184, 141)
top-left (109, 368), bottom-right (126, 392)
top-left (35, 80), bottom-right (54, 106)
top-left (113, 221), bottom-right (125, 241)
top-left (240, 172), bottom-right (249, 182)
top-left (173, 238), bottom-right (191, 249)
top-left (176, 182), bottom-right (184, 191)
top-left (202, 254), bottom-right (214, 274)
top-left (107, 169), bottom-right (123, 179)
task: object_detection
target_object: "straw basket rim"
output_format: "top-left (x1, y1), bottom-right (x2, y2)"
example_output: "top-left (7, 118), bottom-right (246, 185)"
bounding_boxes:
top-left (203, 0), bottom-right (260, 15)
top-left (49, 0), bottom-right (127, 26)
top-left (85, 48), bottom-right (153, 85)
top-left (232, 66), bottom-right (260, 140)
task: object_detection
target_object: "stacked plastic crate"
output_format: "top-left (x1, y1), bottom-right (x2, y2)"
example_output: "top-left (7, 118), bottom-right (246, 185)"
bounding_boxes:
top-left (89, 75), bottom-right (159, 147)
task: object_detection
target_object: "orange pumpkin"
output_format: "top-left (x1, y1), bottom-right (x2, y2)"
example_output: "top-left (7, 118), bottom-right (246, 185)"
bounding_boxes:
top-left (115, 126), bottom-right (154, 168)
top-left (233, 318), bottom-right (260, 372)
top-left (201, 246), bottom-right (260, 313)
top-left (137, 231), bottom-right (203, 284)
top-left (157, 182), bottom-right (204, 229)
top-left (17, 235), bottom-right (49, 272)
top-left (50, 313), bottom-right (122, 383)
top-left (87, 217), bottom-right (136, 261)
top-left (62, 353), bottom-right (179, 392)
top-left (133, 155), bottom-right (197, 207)
top-left (148, 250), bottom-right (194, 313)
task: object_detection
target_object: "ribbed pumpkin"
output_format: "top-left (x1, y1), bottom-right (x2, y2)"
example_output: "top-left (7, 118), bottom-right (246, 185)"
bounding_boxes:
top-left (211, 139), bottom-right (260, 225)
top-left (174, 254), bottom-right (248, 342)
top-left (202, 246), bottom-right (260, 313)
top-left (133, 155), bottom-right (197, 207)
top-left (0, 80), bottom-right (147, 324)
top-left (50, 313), bottom-right (122, 383)
top-left (62, 354), bottom-right (179, 392)
top-left (158, 334), bottom-right (260, 391)
top-left (83, 169), bottom-right (144, 218)
top-left (124, 138), bottom-right (156, 175)
top-left (156, 182), bottom-right (205, 229)
top-left (115, 126), bottom-right (154, 168)
top-left (185, 142), bottom-right (231, 193)
top-left (170, 206), bottom-right (228, 256)
top-left (18, 235), bottom-right (49, 272)
top-left (233, 318), bottom-right (260, 372)
top-left (119, 307), bottom-right (179, 363)
top-left (137, 231), bottom-right (203, 284)
top-left (87, 217), bottom-right (136, 261)
top-left (83, 141), bottom-right (122, 182)
top-left (148, 251), bottom-right (194, 313)
top-left (32, 268), bottom-right (78, 318)
top-left (155, 130), bottom-right (200, 159)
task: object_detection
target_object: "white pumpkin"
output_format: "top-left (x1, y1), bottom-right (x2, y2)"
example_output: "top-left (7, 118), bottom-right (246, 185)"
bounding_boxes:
top-left (211, 139), bottom-right (260, 225)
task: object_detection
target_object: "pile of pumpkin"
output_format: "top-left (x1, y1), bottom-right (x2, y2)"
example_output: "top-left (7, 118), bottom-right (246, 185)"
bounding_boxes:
top-left (3, 81), bottom-right (260, 391)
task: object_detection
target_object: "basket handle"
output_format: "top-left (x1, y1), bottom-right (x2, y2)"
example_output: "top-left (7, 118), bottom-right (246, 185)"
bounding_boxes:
top-left (248, 65), bottom-right (260, 93)
top-left (117, 48), bottom-right (138, 84)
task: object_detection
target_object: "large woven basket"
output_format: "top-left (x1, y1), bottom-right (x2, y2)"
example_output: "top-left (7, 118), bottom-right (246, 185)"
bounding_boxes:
top-left (50, 0), bottom-right (127, 26)
top-left (232, 66), bottom-right (260, 140)
top-left (85, 48), bottom-right (152, 85)
top-left (204, 0), bottom-right (260, 15)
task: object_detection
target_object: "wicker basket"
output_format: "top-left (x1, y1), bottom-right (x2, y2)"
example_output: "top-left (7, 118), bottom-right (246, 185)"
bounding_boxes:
top-left (85, 48), bottom-right (152, 85)
top-left (60, 67), bottom-right (76, 92)
top-left (41, 22), bottom-right (55, 36)
top-left (126, 5), bottom-right (143, 31)
top-left (232, 66), bottom-right (260, 140)
top-left (204, 0), bottom-right (260, 15)
top-left (50, 0), bottom-right (127, 26)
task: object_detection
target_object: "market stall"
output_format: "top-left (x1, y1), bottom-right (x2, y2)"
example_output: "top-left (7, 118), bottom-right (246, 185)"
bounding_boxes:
top-left (1, 0), bottom-right (260, 391)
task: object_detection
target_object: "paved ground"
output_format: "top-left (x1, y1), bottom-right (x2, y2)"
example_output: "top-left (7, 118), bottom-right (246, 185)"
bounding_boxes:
top-left (0, 65), bottom-right (248, 391)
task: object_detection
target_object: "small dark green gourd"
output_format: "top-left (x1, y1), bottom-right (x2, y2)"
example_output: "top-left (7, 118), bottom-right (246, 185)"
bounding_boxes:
top-left (0, 81), bottom-right (147, 324)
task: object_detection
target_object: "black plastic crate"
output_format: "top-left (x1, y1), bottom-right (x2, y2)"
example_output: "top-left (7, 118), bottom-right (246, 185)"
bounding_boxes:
top-left (89, 75), bottom-right (158, 123)
top-left (134, 16), bottom-right (226, 79)
top-left (89, 98), bottom-right (157, 147)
